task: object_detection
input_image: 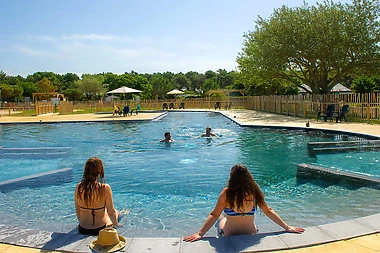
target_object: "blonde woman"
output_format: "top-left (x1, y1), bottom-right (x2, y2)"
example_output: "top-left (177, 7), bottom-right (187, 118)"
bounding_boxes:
top-left (74, 157), bottom-right (121, 235)
top-left (184, 164), bottom-right (304, 242)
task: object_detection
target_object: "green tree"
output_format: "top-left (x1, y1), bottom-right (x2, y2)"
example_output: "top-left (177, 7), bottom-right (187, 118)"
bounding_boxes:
top-left (64, 88), bottom-right (83, 101)
top-left (76, 74), bottom-right (105, 100)
top-left (201, 78), bottom-right (219, 94)
top-left (26, 72), bottom-right (61, 89)
top-left (60, 73), bottom-right (80, 91)
top-left (0, 84), bottom-right (13, 101)
top-left (237, 0), bottom-right (380, 94)
top-left (0, 70), bottom-right (6, 82)
top-left (173, 72), bottom-right (191, 90)
top-left (185, 71), bottom-right (205, 91)
top-left (19, 81), bottom-right (38, 98)
top-left (36, 77), bottom-right (57, 93)
top-left (351, 75), bottom-right (377, 93)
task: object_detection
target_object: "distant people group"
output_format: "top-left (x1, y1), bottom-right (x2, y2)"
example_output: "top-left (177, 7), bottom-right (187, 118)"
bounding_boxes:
top-left (158, 127), bottom-right (217, 143)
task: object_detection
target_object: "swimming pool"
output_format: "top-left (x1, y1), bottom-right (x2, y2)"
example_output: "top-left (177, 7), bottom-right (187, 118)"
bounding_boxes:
top-left (0, 112), bottom-right (379, 237)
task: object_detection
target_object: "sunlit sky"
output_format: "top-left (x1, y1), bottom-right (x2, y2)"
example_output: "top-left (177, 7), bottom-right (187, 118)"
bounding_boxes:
top-left (1, 0), bottom-right (351, 77)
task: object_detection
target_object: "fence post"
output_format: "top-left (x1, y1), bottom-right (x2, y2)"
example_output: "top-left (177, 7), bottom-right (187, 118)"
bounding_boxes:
top-left (367, 102), bottom-right (370, 123)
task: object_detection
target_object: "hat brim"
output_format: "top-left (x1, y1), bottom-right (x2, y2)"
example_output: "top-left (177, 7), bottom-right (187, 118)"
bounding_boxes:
top-left (90, 235), bottom-right (126, 253)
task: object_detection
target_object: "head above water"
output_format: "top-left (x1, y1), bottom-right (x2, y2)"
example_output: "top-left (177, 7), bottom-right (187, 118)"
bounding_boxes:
top-left (164, 132), bottom-right (171, 138)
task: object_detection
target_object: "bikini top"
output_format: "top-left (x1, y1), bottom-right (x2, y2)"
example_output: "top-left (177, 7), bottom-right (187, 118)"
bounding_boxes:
top-left (80, 206), bottom-right (106, 225)
top-left (224, 207), bottom-right (255, 216)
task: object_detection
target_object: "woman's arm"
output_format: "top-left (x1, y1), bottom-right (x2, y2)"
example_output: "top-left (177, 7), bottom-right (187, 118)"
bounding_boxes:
top-left (259, 201), bottom-right (304, 233)
top-left (104, 184), bottom-right (121, 227)
top-left (183, 188), bottom-right (227, 242)
top-left (74, 185), bottom-right (82, 221)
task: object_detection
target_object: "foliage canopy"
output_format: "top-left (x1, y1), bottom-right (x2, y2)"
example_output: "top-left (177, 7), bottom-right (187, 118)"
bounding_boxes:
top-left (237, 0), bottom-right (380, 94)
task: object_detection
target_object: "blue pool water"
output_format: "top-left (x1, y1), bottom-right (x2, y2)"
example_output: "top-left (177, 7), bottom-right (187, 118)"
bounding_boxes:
top-left (0, 112), bottom-right (379, 237)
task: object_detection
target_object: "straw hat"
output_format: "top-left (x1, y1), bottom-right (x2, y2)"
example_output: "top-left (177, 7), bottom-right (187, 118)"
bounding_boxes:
top-left (90, 227), bottom-right (126, 252)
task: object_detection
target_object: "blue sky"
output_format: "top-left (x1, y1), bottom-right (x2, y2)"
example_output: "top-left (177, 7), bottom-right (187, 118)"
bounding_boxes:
top-left (1, 0), bottom-right (351, 77)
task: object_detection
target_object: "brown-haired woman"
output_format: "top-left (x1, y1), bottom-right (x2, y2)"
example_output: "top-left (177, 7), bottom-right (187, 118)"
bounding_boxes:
top-left (74, 157), bottom-right (121, 235)
top-left (183, 164), bottom-right (304, 242)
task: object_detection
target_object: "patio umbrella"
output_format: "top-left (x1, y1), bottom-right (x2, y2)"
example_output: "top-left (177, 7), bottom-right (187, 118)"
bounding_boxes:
top-left (107, 86), bottom-right (142, 105)
top-left (167, 89), bottom-right (185, 95)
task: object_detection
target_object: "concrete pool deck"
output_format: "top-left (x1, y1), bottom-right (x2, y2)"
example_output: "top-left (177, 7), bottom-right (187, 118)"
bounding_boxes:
top-left (0, 109), bottom-right (379, 253)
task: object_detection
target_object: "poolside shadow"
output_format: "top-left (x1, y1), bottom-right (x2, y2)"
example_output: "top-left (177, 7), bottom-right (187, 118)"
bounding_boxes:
top-left (205, 231), bottom-right (280, 253)
top-left (41, 228), bottom-right (89, 252)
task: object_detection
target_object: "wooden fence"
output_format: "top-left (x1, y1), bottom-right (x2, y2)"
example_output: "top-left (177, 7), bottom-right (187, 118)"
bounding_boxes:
top-left (0, 101), bottom-right (54, 116)
top-left (1, 93), bottom-right (379, 122)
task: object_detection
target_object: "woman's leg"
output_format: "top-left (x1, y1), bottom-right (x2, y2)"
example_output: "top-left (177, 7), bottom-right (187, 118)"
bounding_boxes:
top-left (218, 216), bottom-right (227, 236)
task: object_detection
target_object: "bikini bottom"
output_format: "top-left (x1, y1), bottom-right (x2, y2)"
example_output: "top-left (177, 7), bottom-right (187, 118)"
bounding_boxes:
top-left (78, 224), bottom-right (106, 236)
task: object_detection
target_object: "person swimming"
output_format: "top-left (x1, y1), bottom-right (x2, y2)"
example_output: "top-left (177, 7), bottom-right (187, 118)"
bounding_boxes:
top-left (159, 132), bottom-right (173, 143)
top-left (201, 127), bottom-right (217, 138)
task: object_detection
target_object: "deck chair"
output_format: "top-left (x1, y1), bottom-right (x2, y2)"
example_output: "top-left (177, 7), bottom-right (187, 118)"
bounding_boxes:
top-left (336, 104), bottom-right (349, 123)
top-left (179, 102), bottom-right (185, 109)
top-left (169, 103), bottom-right (175, 109)
top-left (214, 102), bottom-right (221, 110)
top-left (162, 103), bottom-right (168, 110)
top-left (318, 104), bottom-right (335, 122)
top-left (123, 105), bottom-right (130, 116)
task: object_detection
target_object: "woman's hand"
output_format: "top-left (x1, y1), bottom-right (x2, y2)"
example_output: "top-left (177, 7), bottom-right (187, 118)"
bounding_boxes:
top-left (183, 232), bottom-right (202, 242)
top-left (286, 225), bottom-right (305, 233)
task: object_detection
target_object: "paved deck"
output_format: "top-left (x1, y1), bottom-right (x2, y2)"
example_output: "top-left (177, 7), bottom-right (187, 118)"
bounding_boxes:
top-left (0, 109), bottom-right (379, 253)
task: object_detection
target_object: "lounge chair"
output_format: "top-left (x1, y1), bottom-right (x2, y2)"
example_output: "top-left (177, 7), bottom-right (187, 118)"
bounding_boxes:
top-left (123, 105), bottom-right (130, 116)
top-left (336, 104), bottom-right (349, 123)
top-left (130, 104), bottom-right (140, 115)
top-left (179, 102), bottom-right (185, 109)
top-left (169, 103), bottom-right (175, 109)
top-left (214, 102), bottom-right (221, 110)
top-left (318, 104), bottom-right (335, 122)
top-left (162, 103), bottom-right (168, 110)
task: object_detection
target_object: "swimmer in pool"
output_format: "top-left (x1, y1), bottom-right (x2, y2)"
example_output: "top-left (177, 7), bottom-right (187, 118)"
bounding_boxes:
top-left (201, 127), bottom-right (217, 138)
top-left (183, 164), bottom-right (304, 242)
top-left (159, 132), bottom-right (173, 143)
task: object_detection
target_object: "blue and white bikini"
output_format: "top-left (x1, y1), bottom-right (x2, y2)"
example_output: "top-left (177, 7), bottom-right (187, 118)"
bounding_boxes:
top-left (223, 207), bottom-right (256, 216)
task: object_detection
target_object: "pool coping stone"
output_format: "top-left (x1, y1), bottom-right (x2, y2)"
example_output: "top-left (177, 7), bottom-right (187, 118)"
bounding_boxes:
top-left (0, 214), bottom-right (379, 252)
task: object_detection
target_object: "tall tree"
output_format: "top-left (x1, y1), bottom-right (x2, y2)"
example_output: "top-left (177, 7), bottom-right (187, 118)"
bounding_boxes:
top-left (237, 0), bottom-right (380, 94)
top-left (76, 74), bottom-right (105, 100)
top-left (173, 72), bottom-right (191, 90)
top-left (185, 71), bottom-right (205, 91)
top-left (36, 77), bottom-right (57, 93)
top-left (60, 73), bottom-right (80, 91)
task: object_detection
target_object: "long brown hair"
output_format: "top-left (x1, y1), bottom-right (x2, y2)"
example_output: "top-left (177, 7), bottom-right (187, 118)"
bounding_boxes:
top-left (76, 157), bottom-right (105, 206)
top-left (226, 164), bottom-right (265, 212)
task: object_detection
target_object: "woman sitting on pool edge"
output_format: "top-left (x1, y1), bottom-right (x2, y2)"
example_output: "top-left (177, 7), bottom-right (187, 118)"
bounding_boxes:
top-left (183, 164), bottom-right (304, 242)
top-left (74, 157), bottom-right (122, 235)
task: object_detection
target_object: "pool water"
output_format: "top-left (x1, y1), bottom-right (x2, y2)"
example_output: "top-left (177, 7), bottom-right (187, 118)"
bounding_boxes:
top-left (0, 112), bottom-right (379, 237)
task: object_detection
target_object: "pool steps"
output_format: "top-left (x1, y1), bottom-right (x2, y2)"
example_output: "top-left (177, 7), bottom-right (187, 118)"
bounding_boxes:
top-left (0, 168), bottom-right (73, 193)
top-left (296, 163), bottom-right (380, 189)
top-left (0, 147), bottom-right (71, 159)
top-left (307, 140), bottom-right (380, 155)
